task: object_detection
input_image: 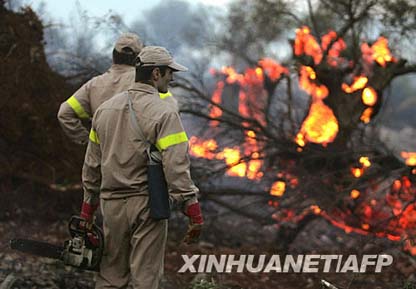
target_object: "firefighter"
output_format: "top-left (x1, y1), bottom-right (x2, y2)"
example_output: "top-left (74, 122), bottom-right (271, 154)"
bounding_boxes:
top-left (80, 46), bottom-right (203, 289)
top-left (57, 33), bottom-right (178, 145)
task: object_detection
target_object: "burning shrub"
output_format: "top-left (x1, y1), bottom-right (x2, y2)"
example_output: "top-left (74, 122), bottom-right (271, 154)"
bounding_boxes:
top-left (178, 23), bottom-right (416, 254)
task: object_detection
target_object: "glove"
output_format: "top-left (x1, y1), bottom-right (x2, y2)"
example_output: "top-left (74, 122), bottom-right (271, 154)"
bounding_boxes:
top-left (183, 200), bottom-right (203, 244)
top-left (80, 202), bottom-right (98, 229)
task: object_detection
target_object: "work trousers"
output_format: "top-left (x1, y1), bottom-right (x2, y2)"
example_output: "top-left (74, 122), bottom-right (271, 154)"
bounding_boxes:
top-left (95, 195), bottom-right (168, 289)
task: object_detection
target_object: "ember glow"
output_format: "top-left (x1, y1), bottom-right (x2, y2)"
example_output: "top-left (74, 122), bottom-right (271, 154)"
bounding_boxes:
top-left (298, 66), bottom-right (328, 100)
top-left (310, 175), bottom-right (416, 255)
top-left (351, 189), bottom-right (361, 199)
top-left (270, 181), bottom-right (286, 197)
top-left (401, 152), bottom-right (416, 166)
top-left (350, 156), bottom-right (371, 178)
top-left (351, 167), bottom-right (364, 178)
top-left (209, 81), bottom-right (224, 127)
top-left (294, 27), bottom-right (396, 134)
top-left (294, 26), bottom-right (322, 64)
top-left (294, 27), bottom-right (345, 147)
top-left (209, 60), bottom-right (287, 129)
top-left (294, 26), bottom-right (346, 67)
top-left (361, 36), bottom-right (397, 67)
top-left (360, 107), bottom-right (373, 124)
top-left (342, 76), bottom-right (368, 93)
top-left (360, 156), bottom-right (371, 168)
top-left (258, 58), bottom-right (289, 81)
top-left (362, 87), bottom-right (378, 106)
top-left (189, 131), bottom-right (263, 180)
top-left (189, 136), bottom-right (218, 159)
top-left (310, 205), bottom-right (322, 214)
top-left (296, 102), bottom-right (339, 147)
top-left (295, 65), bottom-right (338, 147)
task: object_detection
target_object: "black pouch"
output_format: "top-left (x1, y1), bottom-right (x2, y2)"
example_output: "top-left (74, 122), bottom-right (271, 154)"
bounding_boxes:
top-left (127, 92), bottom-right (170, 220)
top-left (147, 145), bottom-right (170, 220)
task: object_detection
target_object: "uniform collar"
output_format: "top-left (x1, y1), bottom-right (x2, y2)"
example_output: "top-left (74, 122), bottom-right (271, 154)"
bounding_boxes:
top-left (129, 82), bottom-right (158, 94)
top-left (109, 64), bottom-right (135, 72)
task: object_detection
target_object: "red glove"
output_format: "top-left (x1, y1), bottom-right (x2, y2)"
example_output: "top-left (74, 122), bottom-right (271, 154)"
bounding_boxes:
top-left (80, 202), bottom-right (98, 227)
top-left (183, 201), bottom-right (203, 244)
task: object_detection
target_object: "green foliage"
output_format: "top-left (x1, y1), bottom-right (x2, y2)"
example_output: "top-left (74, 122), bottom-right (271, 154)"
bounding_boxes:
top-left (403, 281), bottom-right (416, 289)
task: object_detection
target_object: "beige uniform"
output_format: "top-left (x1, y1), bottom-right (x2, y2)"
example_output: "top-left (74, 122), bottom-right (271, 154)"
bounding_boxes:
top-left (82, 82), bottom-right (197, 289)
top-left (57, 65), bottom-right (178, 145)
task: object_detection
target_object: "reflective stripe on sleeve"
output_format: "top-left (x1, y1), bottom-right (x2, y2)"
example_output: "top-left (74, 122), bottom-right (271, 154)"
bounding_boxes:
top-left (159, 91), bottom-right (172, 99)
top-left (156, 131), bottom-right (188, 150)
top-left (66, 96), bottom-right (90, 119)
top-left (89, 129), bottom-right (100, 144)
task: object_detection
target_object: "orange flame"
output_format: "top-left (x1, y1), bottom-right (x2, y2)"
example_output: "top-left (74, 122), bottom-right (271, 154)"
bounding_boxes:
top-left (209, 81), bottom-right (224, 127)
top-left (296, 66), bottom-right (339, 147)
top-left (361, 36), bottom-right (396, 67)
top-left (221, 66), bottom-right (244, 84)
top-left (243, 130), bottom-right (264, 180)
top-left (342, 76), bottom-right (368, 93)
top-left (295, 133), bottom-right (306, 147)
top-left (294, 26), bottom-right (346, 66)
top-left (270, 181), bottom-right (286, 197)
top-left (190, 131), bottom-right (263, 180)
top-left (258, 58), bottom-right (289, 81)
top-left (218, 147), bottom-right (240, 164)
top-left (351, 189), bottom-right (361, 199)
top-left (350, 156), bottom-right (371, 178)
top-left (212, 62), bottom-right (282, 129)
top-left (362, 223), bottom-right (370, 230)
top-left (296, 101), bottom-right (339, 146)
top-left (401, 152), bottom-right (416, 166)
top-left (299, 66), bottom-right (328, 100)
top-left (294, 26), bottom-right (322, 64)
top-left (189, 136), bottom-right (218, 159)
top-left (404, 240), bottom-right (416, 255)
top-left (321, 30), bottom-right (347, 67)
top-left (359, 156), bottom-right (371, 168)
top-left (360, 107), bottom-right (373, 124)
top-left (351, 167), bottom-right (364, 178)
top-left (310, 205), bottom-right (321, 214)
top-left (362, 87), bottom-right (378, 106)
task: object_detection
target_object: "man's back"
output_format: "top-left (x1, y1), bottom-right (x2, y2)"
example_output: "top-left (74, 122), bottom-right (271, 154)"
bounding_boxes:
top-left (58, 32), bottom-right (144, 145)
top-left (88, 65), bottom-right (135, 114)
top-left (91, 83), bottom-right (178, 198)
top-left (57, 64), bottom-right (135, 145)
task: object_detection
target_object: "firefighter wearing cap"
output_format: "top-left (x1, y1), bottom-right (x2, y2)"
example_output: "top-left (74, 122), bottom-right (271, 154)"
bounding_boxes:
top-left (57, 33), bottom-right (178, 145)
top-left (81, 46), bottom-right (203, 289)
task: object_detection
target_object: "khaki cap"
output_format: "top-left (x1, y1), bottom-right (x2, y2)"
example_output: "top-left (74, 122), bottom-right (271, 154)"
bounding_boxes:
top-left (137, 46), bottom-right (188, 72)
top-left (114, 32), bottom-right (143, 54)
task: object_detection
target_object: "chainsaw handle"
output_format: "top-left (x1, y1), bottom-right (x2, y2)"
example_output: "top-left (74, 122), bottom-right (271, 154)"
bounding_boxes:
top-left (68, 216), bottom-right (89, 237)
top-left (68, 216), bottom-right (101, 239)
top-left (68, 215), bottom-right (104, 271)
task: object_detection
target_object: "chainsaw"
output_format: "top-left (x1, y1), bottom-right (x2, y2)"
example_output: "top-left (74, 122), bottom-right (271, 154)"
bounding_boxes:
top-left (10, 216), bottom-right (104, 271)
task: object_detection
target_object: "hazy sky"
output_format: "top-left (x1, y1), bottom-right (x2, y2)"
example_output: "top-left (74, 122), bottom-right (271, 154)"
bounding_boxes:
top-left (22, 0), bottom-right (232, 24)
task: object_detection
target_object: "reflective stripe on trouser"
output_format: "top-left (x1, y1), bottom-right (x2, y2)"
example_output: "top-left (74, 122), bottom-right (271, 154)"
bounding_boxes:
top-left (96, 195), bottom-right (167, 289)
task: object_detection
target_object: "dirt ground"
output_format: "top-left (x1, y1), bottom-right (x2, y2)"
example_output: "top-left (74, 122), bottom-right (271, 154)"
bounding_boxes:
top-left (1, 218), bottom-right (416, 289)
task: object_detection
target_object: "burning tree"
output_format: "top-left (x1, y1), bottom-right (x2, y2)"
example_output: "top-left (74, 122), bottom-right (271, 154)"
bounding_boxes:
top-left (175, 0), bottom-right (416, 252)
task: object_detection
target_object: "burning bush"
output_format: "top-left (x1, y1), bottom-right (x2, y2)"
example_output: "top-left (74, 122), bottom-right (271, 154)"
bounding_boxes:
top-left (178, 21), bottom-right (416, 254)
